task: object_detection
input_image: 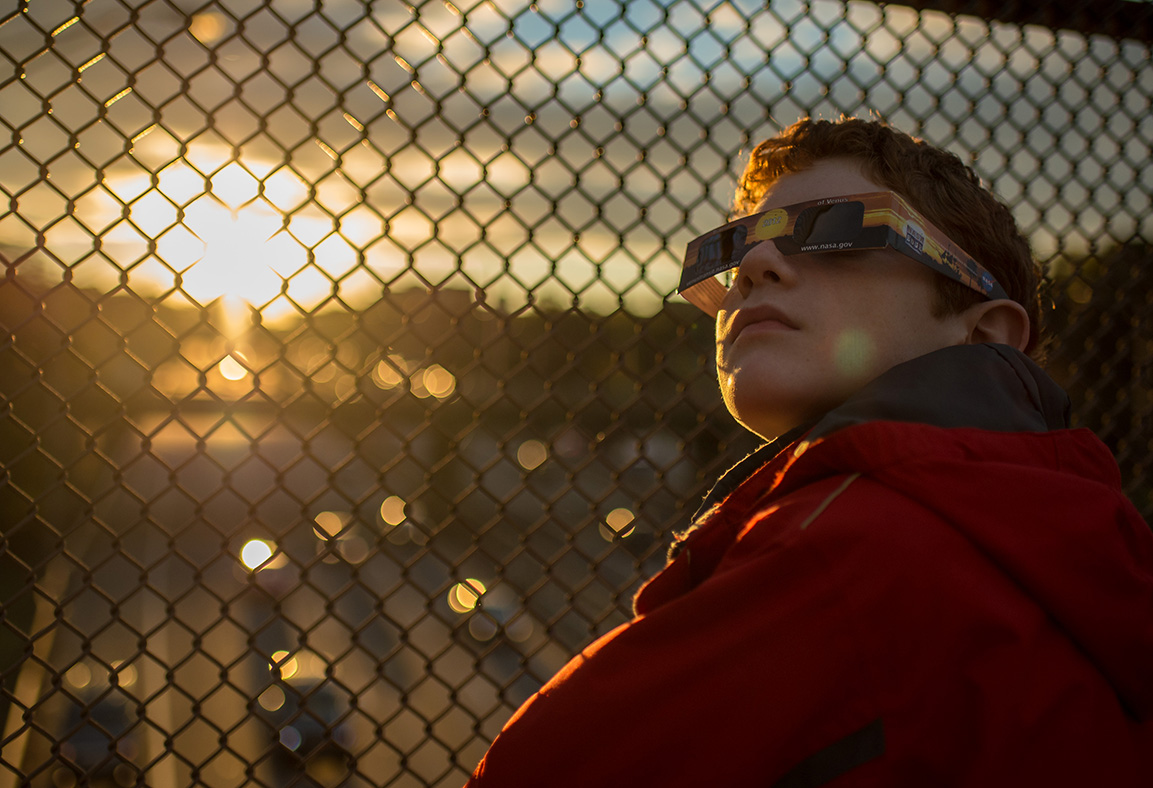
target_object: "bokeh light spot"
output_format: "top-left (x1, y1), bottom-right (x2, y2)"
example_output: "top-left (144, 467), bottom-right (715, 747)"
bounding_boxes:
top-left (380, 496), bottom-right (406, 526)
top-left (313, 510), bottom-right (348, 539)
top-left (423, 364), bottom-right (456, 398)
top-left (258, 685), bottom-right (285, 711)
top-left (218, 355), bottom-right (248, 381)
top-left (279, 726), bottom-right (302, 751)
top-left (599, 507), bottom-right (636, 540)
top-left (448, 579), bottom-right (486, 613)
top-left (372, 355), bottom-right (408, 389)
top-left (516, 439), bottom-right (548, 470)
top-left (469, 616), bottom-right (498, 641)
top-left (269, 650), bottom-right (299, 680)
top-left (64, 662), bottom-right (91, 689)
top-left (240, 539), bottom-right (274, 569)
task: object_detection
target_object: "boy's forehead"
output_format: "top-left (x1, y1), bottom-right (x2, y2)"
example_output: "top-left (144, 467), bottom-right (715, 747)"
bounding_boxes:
top-left (752, 158), bottom-right (881, 214)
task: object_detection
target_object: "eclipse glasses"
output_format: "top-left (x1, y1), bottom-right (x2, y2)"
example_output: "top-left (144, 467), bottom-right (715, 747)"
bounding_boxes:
top-left (677, 191), bottom-right (1009, 316)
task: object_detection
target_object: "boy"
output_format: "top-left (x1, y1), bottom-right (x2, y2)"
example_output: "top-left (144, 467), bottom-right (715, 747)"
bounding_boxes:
top-left (466, 118), bottom-right (1153, 785)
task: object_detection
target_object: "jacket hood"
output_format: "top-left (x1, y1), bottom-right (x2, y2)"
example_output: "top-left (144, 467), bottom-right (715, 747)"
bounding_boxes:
top-left (688, 343), bottom-right (1153, 719)
top-left (806, 342), bottom-right (1071, 438)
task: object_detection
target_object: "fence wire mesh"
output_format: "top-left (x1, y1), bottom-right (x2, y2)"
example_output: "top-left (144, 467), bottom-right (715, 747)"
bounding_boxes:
top-left (1, 0), bottom-right (1151, 785)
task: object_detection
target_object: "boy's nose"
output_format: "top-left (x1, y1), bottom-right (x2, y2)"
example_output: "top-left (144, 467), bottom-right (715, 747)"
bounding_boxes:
top-left (733, 241), bottom-right (796, 299)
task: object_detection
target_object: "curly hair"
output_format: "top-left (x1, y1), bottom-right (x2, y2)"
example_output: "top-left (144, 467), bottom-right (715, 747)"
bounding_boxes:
top-left (735, 117), bottom-right (1045, 359)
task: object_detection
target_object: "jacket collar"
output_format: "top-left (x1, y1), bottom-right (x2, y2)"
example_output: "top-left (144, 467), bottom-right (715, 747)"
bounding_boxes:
top-left (692, 343), bottom-right (1070, 521)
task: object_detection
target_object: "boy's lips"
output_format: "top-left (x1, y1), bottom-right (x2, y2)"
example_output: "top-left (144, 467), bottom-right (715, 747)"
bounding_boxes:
top-left (729, 304), bottom-right (799, 340)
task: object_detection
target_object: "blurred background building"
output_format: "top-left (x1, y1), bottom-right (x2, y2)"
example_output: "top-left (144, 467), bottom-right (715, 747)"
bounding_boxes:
top-left (1, 0), bottom-right (1150, 785)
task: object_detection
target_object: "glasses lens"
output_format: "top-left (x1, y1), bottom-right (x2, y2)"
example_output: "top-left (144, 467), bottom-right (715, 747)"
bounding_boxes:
top-left (699, 224), bottom-right (749, 269)
top-left (792, 202), bottom-right (865, 246)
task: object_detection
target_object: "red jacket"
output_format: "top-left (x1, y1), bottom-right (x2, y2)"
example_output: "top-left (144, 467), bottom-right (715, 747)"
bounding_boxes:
top-left (468, 346), bottom-right (1153, 786)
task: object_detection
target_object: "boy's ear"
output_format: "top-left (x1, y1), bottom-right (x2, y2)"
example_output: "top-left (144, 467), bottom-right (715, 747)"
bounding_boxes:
top-left (963, 299), bottom-right (1030, 352)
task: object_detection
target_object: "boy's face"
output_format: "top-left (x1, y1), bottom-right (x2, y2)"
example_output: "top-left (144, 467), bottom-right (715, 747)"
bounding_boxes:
top-left (716, 158), bottom-right (971, 440)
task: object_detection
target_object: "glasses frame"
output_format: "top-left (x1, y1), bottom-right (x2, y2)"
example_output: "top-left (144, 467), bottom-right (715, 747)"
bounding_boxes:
top-left (677, 191), bottom-right (1010, 316)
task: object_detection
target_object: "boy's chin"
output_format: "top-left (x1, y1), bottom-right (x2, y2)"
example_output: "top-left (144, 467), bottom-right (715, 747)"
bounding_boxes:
top-left (730, 406), bottom-right (809, 443)
top-left (724, 385), bottom-right (844, 442)
top-left (721, 366), bottom-right (871, 441)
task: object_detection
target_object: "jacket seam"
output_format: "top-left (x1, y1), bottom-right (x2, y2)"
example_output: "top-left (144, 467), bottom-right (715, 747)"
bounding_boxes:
top-left (799, 472), bottom-right (861, 530)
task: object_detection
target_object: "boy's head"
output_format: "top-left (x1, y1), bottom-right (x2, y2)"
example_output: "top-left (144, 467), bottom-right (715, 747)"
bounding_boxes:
top-left (714, 117), bottom-right (1044, 440)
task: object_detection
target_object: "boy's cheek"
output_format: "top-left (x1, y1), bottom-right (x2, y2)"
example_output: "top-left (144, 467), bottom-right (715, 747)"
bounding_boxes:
top-left (714, 309), bottom-right (735, 346)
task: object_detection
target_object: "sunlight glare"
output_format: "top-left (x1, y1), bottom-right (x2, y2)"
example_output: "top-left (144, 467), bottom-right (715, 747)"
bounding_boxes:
top-left (182, 205), bottom-right (282, 306)
top-left (157, 160), bottom-right (204, 204)
top-left (212, 162), bottom-right (259, 209)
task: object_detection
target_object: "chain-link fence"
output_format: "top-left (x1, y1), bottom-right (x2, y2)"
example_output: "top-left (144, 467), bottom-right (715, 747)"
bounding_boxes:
top-left (2, 0), bottom-right (1151, 785)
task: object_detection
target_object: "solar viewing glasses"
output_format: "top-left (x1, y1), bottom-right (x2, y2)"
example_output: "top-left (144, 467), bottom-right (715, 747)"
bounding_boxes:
top-left (677, 191), bottom-right (1009, 316)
